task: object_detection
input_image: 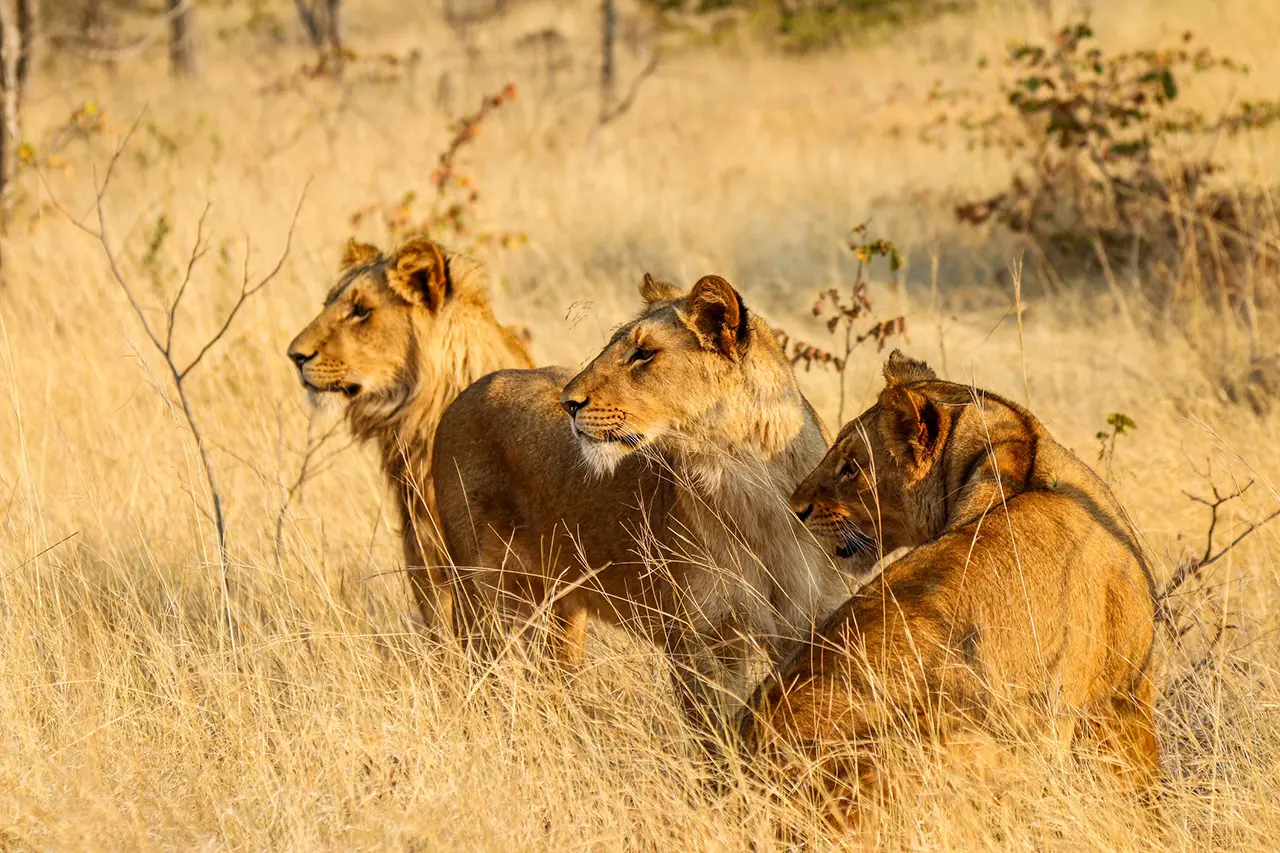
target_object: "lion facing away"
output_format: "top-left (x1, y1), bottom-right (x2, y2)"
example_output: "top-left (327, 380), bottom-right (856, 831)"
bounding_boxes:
top-left (740, 351), bottom-right (1159, 826)
top-left (432, 274), bottom-right (857, 737)
top-left (286, 237), bottom-right (533, 634)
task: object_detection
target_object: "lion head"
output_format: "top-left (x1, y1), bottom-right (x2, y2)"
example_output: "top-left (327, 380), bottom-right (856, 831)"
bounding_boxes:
top-left (789, 350), bottom-right (950, 568)
top-left (286, 237), bottom-right (528, 441)
top-left (288, 238), bottom-right (448, 404)
top-left (559, 273), bottom-right (806, 477)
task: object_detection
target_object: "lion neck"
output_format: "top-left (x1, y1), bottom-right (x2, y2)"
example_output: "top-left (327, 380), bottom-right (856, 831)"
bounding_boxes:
top-left (664, 348), bottom-right (827, 542)
top-left (651, 349), bottom-right (843, 639)
top-left (348, 283), bottom-right (532, 536)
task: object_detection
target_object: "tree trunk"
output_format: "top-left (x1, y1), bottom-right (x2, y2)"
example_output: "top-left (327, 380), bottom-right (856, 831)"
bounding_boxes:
top-left (294, 0), bottom-right (323, 46)
top-left (167, 0), bottom-right (201, 78)
top-left (323, 0), bottom-right (343, 76)
top-left (0, 0), bottom-right (20, 232)
top-left (600, 0), bottom-right (616, 122)
top-left (324, 0), bottom-right (343, 52)
top-left (15, 0), bottom-right (36, 102)
top-left (0, 0), bottom-right (19, 275)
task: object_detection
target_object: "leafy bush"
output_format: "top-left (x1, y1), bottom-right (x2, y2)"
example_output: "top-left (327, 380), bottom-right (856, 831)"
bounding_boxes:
top-left (349, 83), bottom-right (526, 251)
top-left (932, 23), bottom-right (1280, 322)
top-left (773, 223), bottom-right (907, 421)
top-left (653, 0), bottom-right (965, 51)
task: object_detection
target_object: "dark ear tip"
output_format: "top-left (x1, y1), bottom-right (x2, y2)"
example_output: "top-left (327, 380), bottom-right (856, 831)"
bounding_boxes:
top-left (692, 274), bottom-right (733, 292)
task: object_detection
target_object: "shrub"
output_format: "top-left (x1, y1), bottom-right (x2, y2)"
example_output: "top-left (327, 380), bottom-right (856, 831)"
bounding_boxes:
top-left (349, 83), bottom-right (525, 252)
top-left (651, 0), bottom-right (965, 52)
top-left (773, 223), bottom-right (907, 422)
top-left (933, 23), bottom-right (1280, 327)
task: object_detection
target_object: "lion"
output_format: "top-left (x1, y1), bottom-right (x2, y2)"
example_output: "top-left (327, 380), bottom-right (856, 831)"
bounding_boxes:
top-left (286, 237), bottom-right (533, 634)
top-left (739, 351), bottom-right (1159, 826)
top-left (432, 274), bottom-right (857, 738)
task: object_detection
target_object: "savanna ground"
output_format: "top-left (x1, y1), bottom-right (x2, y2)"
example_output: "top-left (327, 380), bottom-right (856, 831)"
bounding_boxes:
top-left (3, 0), bottom-right (1280, 848)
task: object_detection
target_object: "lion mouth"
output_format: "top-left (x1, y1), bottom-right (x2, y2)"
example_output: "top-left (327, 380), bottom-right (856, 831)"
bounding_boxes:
top-left (301, 378), bottom-right (362, 398)
top-left (571, 421), bottom-right (645, 448)
top-left (835, 529), bottom-right (876, 559)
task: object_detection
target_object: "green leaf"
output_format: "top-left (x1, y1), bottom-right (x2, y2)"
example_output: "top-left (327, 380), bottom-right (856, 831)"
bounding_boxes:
top-left (1106, 412), bottom-right (1137, 434)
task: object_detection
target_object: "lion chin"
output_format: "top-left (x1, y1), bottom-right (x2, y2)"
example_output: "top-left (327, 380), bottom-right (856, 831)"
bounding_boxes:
top-left (305, 387), bottom-right (347, 415)
top-left (575, 434), bottom-right (634, 477)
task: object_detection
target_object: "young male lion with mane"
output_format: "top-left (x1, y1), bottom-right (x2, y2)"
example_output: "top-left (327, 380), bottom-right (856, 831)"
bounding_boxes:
top-left (739, 351), bottom-right (1159, 826)
top-left (286, 237), bottom-right (533, 636)
top-left (433, 274), bottom-right (860, 738)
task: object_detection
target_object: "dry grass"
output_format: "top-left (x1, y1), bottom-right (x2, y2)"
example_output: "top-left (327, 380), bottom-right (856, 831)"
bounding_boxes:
top-left (2, 0), bottom-right (1280, 848)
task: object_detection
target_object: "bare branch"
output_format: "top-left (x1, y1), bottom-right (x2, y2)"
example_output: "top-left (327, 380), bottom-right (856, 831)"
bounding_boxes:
top-left (1160, 481), bottom-right (1280, 618)
top-left (44, 120), bottom-right (309, 655)
top-left (274, 414), bottom-right (347, 564)
top-left (81, 114), bottom-right (163, 353)
top-left (179, 181), bottom-right (309, 379)
top-left (165, 199), bottom-right (214, 354)
top-left (46, 0), bottom-right (195, 64)
top-left (598, 51), bottom-right (659, 129)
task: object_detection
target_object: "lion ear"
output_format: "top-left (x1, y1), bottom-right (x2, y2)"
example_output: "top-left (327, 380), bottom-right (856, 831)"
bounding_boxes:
top-left (340, 238), bottom-right (382, 272)
top-left (639, 272), bottom-right (682, 306)
top-left (387, 238), bottom-right (450, 311)
top-left (879, 384), bottom-right (946, 482)
top-left (883, 349), bottom-right (937, 386)
top-left (686, 274), bottom-right (751, 359)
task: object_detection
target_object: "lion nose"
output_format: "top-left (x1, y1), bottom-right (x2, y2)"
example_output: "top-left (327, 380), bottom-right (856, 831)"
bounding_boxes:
top-left (289, 348), bottom-right (315, 371)
top-left (793, 503), bottom-right (814, 523)
top-left (560, 395), bottom-right (588, 417)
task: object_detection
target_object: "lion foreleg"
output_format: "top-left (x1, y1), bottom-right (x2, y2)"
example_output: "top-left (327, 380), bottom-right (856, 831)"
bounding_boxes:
top-left (665, 624), bottom-right (751, 759)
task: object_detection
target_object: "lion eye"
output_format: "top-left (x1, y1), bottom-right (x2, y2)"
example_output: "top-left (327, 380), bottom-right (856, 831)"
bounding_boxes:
top-left (628, 346), bottom-right (656, 365)
top-left (839, 462), bottom-right (858, 480)
top-left (349, 303), bottom-right (371, 321)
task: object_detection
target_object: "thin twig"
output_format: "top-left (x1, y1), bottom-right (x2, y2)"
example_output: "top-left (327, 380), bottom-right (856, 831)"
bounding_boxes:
top-left (166, 200), bottom-right (213, 354)
top-left (274, 415), bottom-right (346, 565)
top-left (1, 532), bottom-right (79, 583)
top-left (1160, 480), bottom-right (1280, 617)
top-left (181, 184), bottom-right (309, 379)
top-left (597, 51), bottom-right (659, 128)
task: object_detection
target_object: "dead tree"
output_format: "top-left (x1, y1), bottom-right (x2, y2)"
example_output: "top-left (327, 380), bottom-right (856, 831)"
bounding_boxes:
top-left (45, 118), bottom-right (307, 646)
top-left (16, 0), bottom-right (35, 101)
top-left (0, 1), bottom-right (20, 233)
top-left (324, 0), bottom-right (344, 54)
top-left (294, 0), bottom-right (345, 73)
top-left (600, 0), bottom-right (616, 122)
top-left (167, 0), bottom-right (201, 78)
top-left (596, 0), bottom-right (659, 129)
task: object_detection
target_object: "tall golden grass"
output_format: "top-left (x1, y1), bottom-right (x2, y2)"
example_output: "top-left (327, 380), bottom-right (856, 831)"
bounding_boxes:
top-left (2, 0), bottom-right (1279, 848)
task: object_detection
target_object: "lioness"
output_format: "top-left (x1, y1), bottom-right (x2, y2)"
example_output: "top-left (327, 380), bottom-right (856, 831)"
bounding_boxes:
top-left (433, 274), bottom-right (855, 734)
top-left (286, 238), bottom-right (533, 633)
top-left (740, 351), bottom-right (1159, 824)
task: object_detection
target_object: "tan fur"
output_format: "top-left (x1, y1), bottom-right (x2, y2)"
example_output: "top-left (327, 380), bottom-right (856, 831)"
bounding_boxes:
top-left (286, 238), bottom-right (533, 633)
top-left (432, 275), bottom-right (856, 738)
top-left (741, 351), bottom-right (1159, 825)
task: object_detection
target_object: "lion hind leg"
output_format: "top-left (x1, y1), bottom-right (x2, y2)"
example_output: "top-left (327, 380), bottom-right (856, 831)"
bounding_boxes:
top-left (1075, 677), bottom-right (1161, 817)
top-left (1100, 682), bottom-right (1161, 793)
